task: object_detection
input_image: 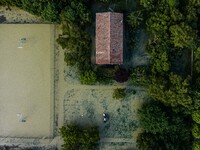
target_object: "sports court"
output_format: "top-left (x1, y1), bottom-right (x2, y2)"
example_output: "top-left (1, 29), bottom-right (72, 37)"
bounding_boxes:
top-left (0, 24), bottom-right (54, 137)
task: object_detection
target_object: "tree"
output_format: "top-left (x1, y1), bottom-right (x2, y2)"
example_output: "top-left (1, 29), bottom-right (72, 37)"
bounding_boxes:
top-left (193, 141), bottom-right (200, 150)
top-left (59, 125), bottom-right (80, 150)
top-left (148, 73), bottom-right (192, 113)
top-left (80, 127), bottom-right (100, 150)
top-left (0, 0), bottom-right (22, 7)
top-left (127, 11), bottom-right (143, 29)
top-left (194, 47), bottom-right (200, 74)
top-left (192, 110), bottom-right (200, 124)
top-left (170, 8), bottom-right (183, 22)
top-left (150, 49), bottom-right (170, 74)
top-left (192, 123), bottom-right (200, 138)
top-left (166, 0), bottom-right (179, 7)
top-left (21, 0), bottom-right (46, 16)
top-left (56, 36), bottom-right (68, 49)
top-left (192, 91), bottom-right (200, 110)
top-left (130, 66), bottom-right (148, 86)
top-left (136, 132), bottom-right (160, 150)
top-left (64, 52), bottom-right (77, 66)
top-left (59, 125), bottom-right (100, 150)
top-left (138, 101), bottom-right (169, 134)
top-left (137, 100), bottom-right (192, 150)
top-left (80, 70), bottom-right (97, 85)
top-left (140, 0), bottom-right (155, 9)
top-left (169, 22), bottom-right (196, 48)
top-left (146, 11), bottom-right (170, 38)
top-left (41, 2), bottom-right (58, 22)
top-left (60, 1), bottom-right (91, 26)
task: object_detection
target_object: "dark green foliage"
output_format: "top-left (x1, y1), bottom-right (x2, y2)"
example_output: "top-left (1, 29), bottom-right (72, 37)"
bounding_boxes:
top-left (193, 141), bottom-right (200, 150)
top-left (57, 0), bottom-right (92, 76)
top-left (169, 22), bottom-right (196, 48)
top-left (169, 8), bottom-right (183, 22)
top-left (167, 0), bottom-right (179, 7)
top-left (60, 1), bottom-right (91, 26)
top-left (112, 88), bottom-right (126, 100)
top-left (194, 47), bottom-right (200, 74)
top-left (136, 132), bottom-right (159, 150)
top-left (150, 48), bottom-right (170, 74)
top-left (59, 125), bottom-right (100, 150)
top-left (56, 37), bottom-right (68, 49)
top-left (80, 70), bottom-right (97, 85)
top-left (60, 125), bottom-right (80, 149)
top-left (80, 127), bottom-right (100, 149)
top-left (0, 0), bottom-right (22, 7)
top-left (95, 66), bottom-right (116, 84)
top-left (41, 2), bottom-right (58, 22)
top-left (64, 52), bottom-right (77, 67)
top-left (130, 66), bottom-right (148, 86)
top-left (138, 101), bottom-right (169, 134)
top-left (21, 0), bottom-right (46, 16)
top-left (137, 101), bottom-right (192, 150)
top-left (192, 92), bottom-right (200, 109)
top-left (57, 23), bottom-right (91, 74)
top-left (127, 11), bottom-right (143, 29)
top-left (146, 12), bottom-right (170, 38)
top-left (96, 66), bottom-right (116, 78)
top-left (139, 0), bottom-right (155, 9)
top-left (192, 123), bottom-right (200, 138)
top-left (136, 0), bottom-right (199, 149)
top-left (148, 74), bottom-right (192, 113)
top-left (192, 110), bottom-right (200, 124)
top-left (95, 0), bottom-right (110, 3)
top-left (137, 130), bottom-right (192, 150)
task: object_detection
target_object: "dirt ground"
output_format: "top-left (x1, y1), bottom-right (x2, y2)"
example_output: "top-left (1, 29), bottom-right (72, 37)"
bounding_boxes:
top-left (0, 24), bottom-right (54, 138)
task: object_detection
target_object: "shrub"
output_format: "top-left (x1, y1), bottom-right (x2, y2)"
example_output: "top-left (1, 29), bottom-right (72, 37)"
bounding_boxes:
top-left (64, 52), bottom-right (77, 66)
top-left (60, 1), bottom-right (91, 26)
top-left (137, 101), bottom-right (192, 149)
top-left (169, 22), bottom-right (196, 48)
top-left (192, 123), bottom-right (200, 138)
top-left (131, 66), bottom-right (148, 86)
top-left (56, 36), bottom-right (68, 49)
top-left (136, 132), bottom-right (160, 149)
top-left (192, 110), bottom-right (200, 124)
top-left (41, 2), bottom-right (58, 22)
top-left (138, 101), bottom-right (169, 134)
top-left (167, 0), bottom-right (179, 7)
top-left (127, 11), bottom-right (143, 29)
top-left (193, 141), bottom-right (200, 150)
top-left (0, 0), bottom-right (22, 7)
top-left (59, 125), bottom-right (100, 150)
top-left (112, 88), bottom-right (126, 99)
top-left (80, 70), bottom-right (97, 85)
top-left (21, 0), bottom-right (46, 16)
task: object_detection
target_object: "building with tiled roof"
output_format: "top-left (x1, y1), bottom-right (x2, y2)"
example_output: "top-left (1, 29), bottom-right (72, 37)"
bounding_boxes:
top-left (96, 12), bottom-right (123, 64)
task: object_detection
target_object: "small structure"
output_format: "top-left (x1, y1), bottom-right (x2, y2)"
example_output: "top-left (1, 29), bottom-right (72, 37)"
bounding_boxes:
top-left (17, 113), bottom-right (26, 123)
top-left (18, 37), bottom-right (26, 48)
top-left (96, 12), bottom-right (123, 64)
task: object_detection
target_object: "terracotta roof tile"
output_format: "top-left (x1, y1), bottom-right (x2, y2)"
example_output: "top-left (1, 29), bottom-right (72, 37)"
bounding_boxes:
top-left (96, 12), bottom-right (123, 64)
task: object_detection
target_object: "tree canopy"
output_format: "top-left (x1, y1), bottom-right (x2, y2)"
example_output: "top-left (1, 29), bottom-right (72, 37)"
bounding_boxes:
top-left (59, 125), bottom-right (100, 150)
top-left (137, 101), bottom-right (192, 150)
